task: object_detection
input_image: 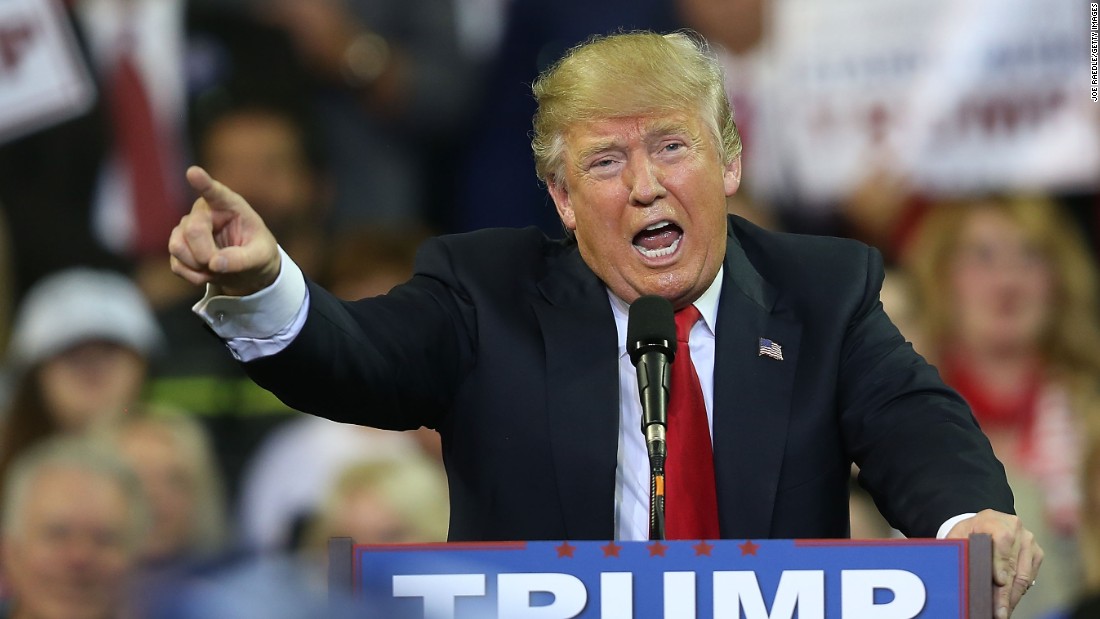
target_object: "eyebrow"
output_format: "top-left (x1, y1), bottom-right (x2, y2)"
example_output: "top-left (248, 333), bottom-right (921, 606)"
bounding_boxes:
top-left (573, 121), bottom-right (695, 163)
top-left (575, 139), bottom-right (623, 164)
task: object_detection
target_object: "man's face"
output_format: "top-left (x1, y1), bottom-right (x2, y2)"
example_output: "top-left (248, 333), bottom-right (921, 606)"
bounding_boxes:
top-left (117, 427), bottom-right (196, 561)
top-left (547, 112), bottom-right (740, 308)
top-left (201, 111), bottom-right (315, 230)
top-left (2, 468), bottom-right (136, 619)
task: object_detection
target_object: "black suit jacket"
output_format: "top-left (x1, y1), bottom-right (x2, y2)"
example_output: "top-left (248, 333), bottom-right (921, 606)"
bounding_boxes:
top-left (245, 216), bottom-right (1013, 541)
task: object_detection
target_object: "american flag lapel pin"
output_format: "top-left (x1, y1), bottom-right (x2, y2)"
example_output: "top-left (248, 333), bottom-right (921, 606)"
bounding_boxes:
top-left (758, 337), bottom-right (783, 361)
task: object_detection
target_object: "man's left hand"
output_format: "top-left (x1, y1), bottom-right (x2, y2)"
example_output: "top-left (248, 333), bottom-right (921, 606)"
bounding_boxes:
top-left (947, 509), bottom-right (1043, 619)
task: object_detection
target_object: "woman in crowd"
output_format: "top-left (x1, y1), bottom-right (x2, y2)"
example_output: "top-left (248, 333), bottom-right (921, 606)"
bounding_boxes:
top-left (303, 456), bottom-right (449, 550)
top-left (908, 195), bottom-right (1100, 617)
top-left (0, 269), bottom-right (162, 497)
top-left (1038, 427), bottom-right (1100, 618)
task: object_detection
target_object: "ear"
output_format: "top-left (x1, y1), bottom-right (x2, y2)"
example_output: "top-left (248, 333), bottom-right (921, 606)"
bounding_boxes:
top-left (723, 156), bottom-right (742, 197)
top-left (546, 180), bottom-right (577, 232)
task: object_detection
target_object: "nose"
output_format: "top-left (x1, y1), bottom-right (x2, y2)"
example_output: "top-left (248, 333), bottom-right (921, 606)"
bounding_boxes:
top-left (626, 156), bottom-right (666, 206)
top-left (64, 536), bottom-right (100, 572)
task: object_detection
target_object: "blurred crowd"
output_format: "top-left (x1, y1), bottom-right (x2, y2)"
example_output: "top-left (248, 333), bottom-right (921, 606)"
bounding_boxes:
top-left (0, 0), bottom-right (1097, 617)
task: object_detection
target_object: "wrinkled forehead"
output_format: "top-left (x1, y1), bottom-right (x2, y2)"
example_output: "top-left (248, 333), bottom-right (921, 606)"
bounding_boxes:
top-left (561, 112), bottom-right (709, 157)
top-left (21, 468), bottom-right (128, 519)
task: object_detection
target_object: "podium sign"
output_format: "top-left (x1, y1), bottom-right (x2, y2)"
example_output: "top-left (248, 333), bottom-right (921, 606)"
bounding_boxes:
top-left (330, 538), bottom-right (991, 618)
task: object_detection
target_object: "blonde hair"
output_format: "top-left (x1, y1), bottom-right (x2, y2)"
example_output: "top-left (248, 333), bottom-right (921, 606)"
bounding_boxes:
top-left (98, 410), bottom-right (227, 556)
top-left (531, 30), bottom-right (741, 187)
top-left (305, 456), bottom-right (449, 550)
top-left (907, 195), bottom-right (1100, 384)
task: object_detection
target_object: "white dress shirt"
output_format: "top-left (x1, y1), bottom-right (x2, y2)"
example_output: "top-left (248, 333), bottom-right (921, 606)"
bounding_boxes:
top-left (193, 249), bottom-right (971, 540)
top-left (608, 268), bottom-right (722, 540)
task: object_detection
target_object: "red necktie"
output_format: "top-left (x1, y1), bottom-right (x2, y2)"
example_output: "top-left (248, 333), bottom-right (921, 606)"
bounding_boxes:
top-left (665, 305), bottom-right (720, 540)
top-left (107, 48), bottom-right (178, 257)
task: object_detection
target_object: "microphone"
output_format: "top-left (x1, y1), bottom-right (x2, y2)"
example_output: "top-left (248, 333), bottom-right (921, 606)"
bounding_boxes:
top-left (627, 295), bottom-right (676, 463)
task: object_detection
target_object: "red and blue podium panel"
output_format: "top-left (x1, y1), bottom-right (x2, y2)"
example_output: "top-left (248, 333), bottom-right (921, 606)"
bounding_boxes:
top-left (330, 537), bottom-right (992, 618)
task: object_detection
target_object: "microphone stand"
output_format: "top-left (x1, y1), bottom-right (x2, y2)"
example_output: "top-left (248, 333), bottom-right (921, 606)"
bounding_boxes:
top-left (635, 346), bottom-right (671, 541)
top-left (627, 295), bottom-right (674, 541)
top-left (649, 444), bottom-right (666, 540)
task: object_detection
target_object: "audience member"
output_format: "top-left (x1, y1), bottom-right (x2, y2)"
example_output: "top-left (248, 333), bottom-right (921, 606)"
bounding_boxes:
top-left (194, 101), bottom-right (328, 280)
top-left (907, 196), bottom-right (1100, 617)
top-left (1038, 429), bottom-right (1100, 618)
top-left (0, 436), bottom-right (149, 619)
top-left (303, 457), bottom-right (449, 551)
top-left (252, 0), bottom-right (477, 229)
top-left (0, 269), bottom-right (162, 499)
top-left (296, 458), bottom-right (458, 618)
top-left (238, 418), bottom-right (422, 552)
top-left (103, 412), bottom-right (228, 565)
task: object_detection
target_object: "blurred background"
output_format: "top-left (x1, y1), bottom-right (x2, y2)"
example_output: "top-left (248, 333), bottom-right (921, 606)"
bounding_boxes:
top-left (0, 0), bottom-right (1096, 617)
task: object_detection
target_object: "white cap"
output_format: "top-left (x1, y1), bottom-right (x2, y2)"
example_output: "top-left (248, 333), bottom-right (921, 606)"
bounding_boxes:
top-left (8, 268), bottom-right (164, 369)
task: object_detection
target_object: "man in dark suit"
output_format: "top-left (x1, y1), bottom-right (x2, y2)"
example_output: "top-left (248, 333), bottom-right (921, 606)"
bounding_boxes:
top-left (169, 31), bottom-right (1042, 617)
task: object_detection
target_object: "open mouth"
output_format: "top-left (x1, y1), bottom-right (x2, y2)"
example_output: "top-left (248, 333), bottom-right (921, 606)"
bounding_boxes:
top-left (632, 220), bottom-right (683, 259)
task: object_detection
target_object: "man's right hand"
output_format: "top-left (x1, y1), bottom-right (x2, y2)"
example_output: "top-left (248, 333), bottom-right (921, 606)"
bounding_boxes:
top-left (168, 166), bottom-right (281, 297)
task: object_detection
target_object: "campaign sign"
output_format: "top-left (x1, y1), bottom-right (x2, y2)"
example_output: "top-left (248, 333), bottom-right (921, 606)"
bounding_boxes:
top-left (758, 0), bottom-right (1099, 203)
top-left (0, 0), bottom-right (95, 144)
top-left (341, 539), bottom-right (973, 619)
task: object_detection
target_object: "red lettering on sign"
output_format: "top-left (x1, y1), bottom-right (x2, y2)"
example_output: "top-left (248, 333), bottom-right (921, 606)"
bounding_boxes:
top-left (0, 22), bottom-right (35, 73)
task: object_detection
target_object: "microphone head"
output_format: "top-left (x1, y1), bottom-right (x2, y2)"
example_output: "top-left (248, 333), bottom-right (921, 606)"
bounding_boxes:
top-left (627, 295), bottom-right (676, 366)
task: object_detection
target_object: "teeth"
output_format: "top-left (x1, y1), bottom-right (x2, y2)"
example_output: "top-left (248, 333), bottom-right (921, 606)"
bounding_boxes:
top-left (634, 236), bottom-right (681, 259)
top-left (645, 221), bottom-right (671, 231)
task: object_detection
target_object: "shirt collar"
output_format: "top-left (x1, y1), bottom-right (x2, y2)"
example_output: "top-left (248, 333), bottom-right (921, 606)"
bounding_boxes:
top-left (609, 266), bottom-right (724, 357)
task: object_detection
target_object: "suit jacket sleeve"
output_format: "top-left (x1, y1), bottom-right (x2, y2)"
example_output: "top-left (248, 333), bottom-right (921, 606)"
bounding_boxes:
top-left (838, 245), bottom-right (1013, 536)
top-left (242, 235), bottom-right (477, 431)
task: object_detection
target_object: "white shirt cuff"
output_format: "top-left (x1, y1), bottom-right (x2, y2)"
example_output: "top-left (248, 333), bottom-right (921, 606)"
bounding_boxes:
top-left (936, 513), bottom-right (977, 539)
top-left (192, 246), bottom-right (310, 362)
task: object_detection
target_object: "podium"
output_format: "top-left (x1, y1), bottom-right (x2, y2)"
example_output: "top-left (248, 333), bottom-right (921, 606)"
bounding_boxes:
top-left (329, 536), bottom-right (992, 618)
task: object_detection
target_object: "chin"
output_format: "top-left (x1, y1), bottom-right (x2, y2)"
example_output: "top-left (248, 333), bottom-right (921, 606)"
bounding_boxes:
top-left (636, 281), bottom-right (696, 308)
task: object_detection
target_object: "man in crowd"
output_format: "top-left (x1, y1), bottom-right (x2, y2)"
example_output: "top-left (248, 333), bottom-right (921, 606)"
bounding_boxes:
top-left (168, 31), bottom-right (1041, 617)
top-left (1, 437), bottom-right (148, 619)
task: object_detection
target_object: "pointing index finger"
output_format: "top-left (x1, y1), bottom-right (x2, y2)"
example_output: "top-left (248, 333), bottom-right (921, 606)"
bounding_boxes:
top-left (185, 166), bottom-right (237, 211)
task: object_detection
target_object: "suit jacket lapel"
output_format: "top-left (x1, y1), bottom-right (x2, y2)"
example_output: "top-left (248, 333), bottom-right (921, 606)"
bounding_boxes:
top-left (712, 222), bottom-right (802, 538)
top-left (533, 246), bottom-right (619, 540)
